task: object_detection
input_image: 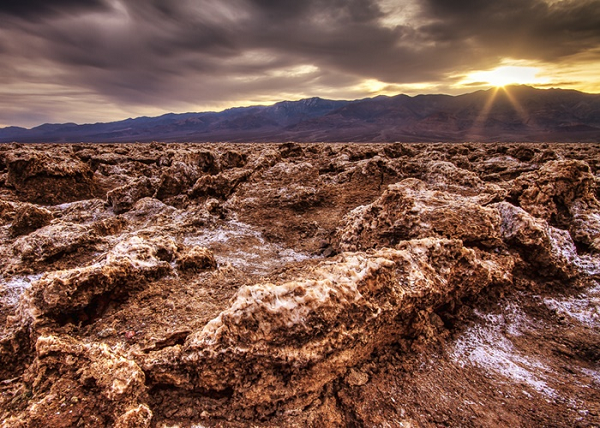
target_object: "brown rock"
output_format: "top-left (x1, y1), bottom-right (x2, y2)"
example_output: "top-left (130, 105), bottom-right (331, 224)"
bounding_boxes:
top-left (23, 236), bottom-right (172, 318)
top-left (91, 216), bottom-right (127, 237)
top-left (23, 334), bottom-right (150, 427)
top-left (12, 222), bottom-right (97, 262)
top-left (155, 161), bottom-right (201, 200)
top-left (336, 178), bottom-right (503, 252)
top-left (176, 246), bottom-right (217, 272)
top-left (220, 151), bottom-right (248, 169)
top-left (124, 197), bottom-right (175, 220)
top-left (346, 368), bottom-right (369, 386)
top-left (475, 155), bottom-right (532, 179)
top-left (0, 199), bottom-right (15, 224)
top-left (10, 203), bottom-right (54, 237)
top-left (190, 169), bottom-right (250, 199)
top-left (107, 176), bottom-right (157, 214)
top-left (52, 198), bottom-right (108, 224)
top-left (569, 199), bottom-right (600, 252)
top-left (507, 145), bottom-right (537, 162)
top-left (5, 150), bottom-right (98, 204)
top-left (192, 150), bottom-right (219, 174)
top-left (495, 201), bottom-right (583, 280)
top-left (114, 404), bottom-right (153, 428)
top-left (159, 239), bottom-right (512, 407)
top-left (422, 160), bottom-right (506, 200)
top-left (512, 159), bottom-right (600, 250)
top-left (512, 160), bottom-right (594, 220)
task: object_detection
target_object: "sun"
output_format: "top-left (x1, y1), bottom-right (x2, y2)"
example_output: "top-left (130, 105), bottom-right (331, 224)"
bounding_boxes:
top-left (464, 65), bottom-right (549, 88)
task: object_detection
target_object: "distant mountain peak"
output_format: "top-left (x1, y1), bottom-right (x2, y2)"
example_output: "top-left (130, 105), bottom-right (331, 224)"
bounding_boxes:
top-left (1, 87), bottom-right (599, 143)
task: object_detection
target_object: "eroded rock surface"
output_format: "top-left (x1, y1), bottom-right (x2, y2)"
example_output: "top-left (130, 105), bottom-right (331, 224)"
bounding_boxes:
top-left (107, 177), bottom-right (158, 214)
top-left (512, 160), bottom-right (600, 251)
top-left (336, 178), bottom-right (503, 251)
top-left (162, 239), bottom-right (512, 410)
top-left (1, 142), bottom-right (599, 427)
top-left (21, 334), bottom-right (151, 427)
top-left (4, 149), bottom-right (98, 204)
top-left (24, 236), bottom-right (175, 319)
top-left (9, 203), bottom-right (53, 237)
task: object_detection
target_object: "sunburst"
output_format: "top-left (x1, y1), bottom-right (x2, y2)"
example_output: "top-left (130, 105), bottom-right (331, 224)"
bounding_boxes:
top-left (465, 65), bottom-right (548, 88)
top-left (467, 87), bottom-right (500, 140)
top-left (467, 85), bottom-right (536, 140)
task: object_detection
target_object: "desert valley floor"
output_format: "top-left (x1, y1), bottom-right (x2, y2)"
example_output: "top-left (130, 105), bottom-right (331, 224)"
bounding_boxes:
top-left (0, 142), bottom-right (599, 427)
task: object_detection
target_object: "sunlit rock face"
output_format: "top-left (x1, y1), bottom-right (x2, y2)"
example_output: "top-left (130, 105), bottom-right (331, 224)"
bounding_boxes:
top-left (335, 178), bottom-right (504, 251)
top-left (1, 142), bottom-right (599, 427)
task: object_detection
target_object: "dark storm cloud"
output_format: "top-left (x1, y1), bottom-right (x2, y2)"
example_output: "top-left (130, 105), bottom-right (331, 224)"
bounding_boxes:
top-left (3, 0), bottom-right (415, 105)
top-left (421, 0), bottom-right (600, 60)
top-left (1, 0), bottom-right (599, 127)
top-left (0, 0), bottom-right (109, 20)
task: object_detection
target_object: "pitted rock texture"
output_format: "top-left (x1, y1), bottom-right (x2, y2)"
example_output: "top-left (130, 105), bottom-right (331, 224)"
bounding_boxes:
top-left (4, 149), bottom-right (99, 204)
top-left (18, 334), bottom-right (151, 428)
top-left (9, 204), bottom-right (53, 237)
top-left (24, 236), bottom-right (176, 319)
top-left (107, 177), bottom-right (158, 214)
top-left (511, 160), bottom-right (600, 251)
top-left (336, 178), bottom-right (504, 251)
top-left (169, 239), bottom-right (512, 409)
top-left (1, 142), bottom-right (599, 427)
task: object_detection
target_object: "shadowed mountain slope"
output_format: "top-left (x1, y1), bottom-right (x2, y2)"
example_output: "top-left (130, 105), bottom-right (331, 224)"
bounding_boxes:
top-left (2, 86), bottom-right (599, 143)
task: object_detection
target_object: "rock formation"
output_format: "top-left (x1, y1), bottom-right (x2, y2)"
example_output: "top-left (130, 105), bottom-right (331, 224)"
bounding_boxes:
top-left (4, 149), bottom-right (98, 204)
top-left (0, 142), bottom-right (599, 427)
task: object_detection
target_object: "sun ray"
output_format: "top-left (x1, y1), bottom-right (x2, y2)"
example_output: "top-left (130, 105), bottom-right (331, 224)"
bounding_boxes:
top-left (501, 86), bottom-right (538, 130)
top-left (467, 86), bottom-right (500, 140)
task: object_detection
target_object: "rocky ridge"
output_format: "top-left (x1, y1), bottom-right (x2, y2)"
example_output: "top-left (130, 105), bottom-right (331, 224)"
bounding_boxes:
top-left (0, 142), bottom-right (599, 427)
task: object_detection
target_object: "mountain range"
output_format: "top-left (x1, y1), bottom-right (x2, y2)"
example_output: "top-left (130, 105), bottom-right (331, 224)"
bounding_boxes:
top-left (2, 85), bottom-right (599, 143)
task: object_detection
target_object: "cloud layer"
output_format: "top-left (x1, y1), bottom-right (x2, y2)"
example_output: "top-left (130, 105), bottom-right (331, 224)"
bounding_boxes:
top-left (1, 0), bottom-right (599, 127)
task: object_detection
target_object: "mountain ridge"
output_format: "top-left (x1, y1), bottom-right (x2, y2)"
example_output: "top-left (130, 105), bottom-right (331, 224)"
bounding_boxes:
top-left (2, 85), bottom-right (600, 142)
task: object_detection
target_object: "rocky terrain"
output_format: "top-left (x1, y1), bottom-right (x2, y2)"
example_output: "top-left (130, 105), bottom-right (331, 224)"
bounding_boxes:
top-left (0, 141), bottom-right (599, 427)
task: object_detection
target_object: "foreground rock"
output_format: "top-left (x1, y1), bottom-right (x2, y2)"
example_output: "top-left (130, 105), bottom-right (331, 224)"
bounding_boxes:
top-left (144, 239), bottom-right (512, 410)
top-left (0, 142), bottom-right (599, 427)
top-left (18, 335), bottom-right (151, 428)
top-left (9, 203), bottom-right (53, 237)
top-left (24, 236), bottom-right (175, 320)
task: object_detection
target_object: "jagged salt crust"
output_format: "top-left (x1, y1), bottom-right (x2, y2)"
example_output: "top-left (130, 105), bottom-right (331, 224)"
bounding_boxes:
top-left (543, 284), bottom-right (600, 328)
top-left (143, 238), bottom-right (513, 407)
top-left (452, 306), bottom-right (557, 398)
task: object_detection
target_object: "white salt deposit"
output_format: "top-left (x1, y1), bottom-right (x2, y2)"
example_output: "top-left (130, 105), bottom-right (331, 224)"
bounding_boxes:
top-left (543, 284), bottom-right (600, 328)
top-left (452, 303), bottom-right (556, 397)
top-left (184, 220), bottom-right (264, 247)
top-left (581, 367), bottom-right (600, 385)
top-left (0, 273), bottom-right (43, 307)
top-left (185, 219), bottom-right (316, 275)
top-left (54, 201), bottom-right (77, 210)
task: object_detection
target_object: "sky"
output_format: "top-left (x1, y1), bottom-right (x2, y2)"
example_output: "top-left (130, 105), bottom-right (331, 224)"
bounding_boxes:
top-left (1, 0), bottom-right (599, 128)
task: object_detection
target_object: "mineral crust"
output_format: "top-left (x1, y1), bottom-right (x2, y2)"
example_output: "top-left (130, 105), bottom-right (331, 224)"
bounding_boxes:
top-left (0, 142), bottom-right (599, 427)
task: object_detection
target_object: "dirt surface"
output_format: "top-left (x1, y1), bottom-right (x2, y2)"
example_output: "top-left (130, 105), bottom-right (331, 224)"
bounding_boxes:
top-left (0, 142), bottom-right (599, 427)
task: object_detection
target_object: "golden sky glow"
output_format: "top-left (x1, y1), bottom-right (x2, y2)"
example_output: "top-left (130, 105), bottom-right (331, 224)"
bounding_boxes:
top-left (462, 65), bottom-right (550, 88)
top-left (452, 57), bottom-right (599, 94)
top-left (0, 0), bottom-right (598, 128)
